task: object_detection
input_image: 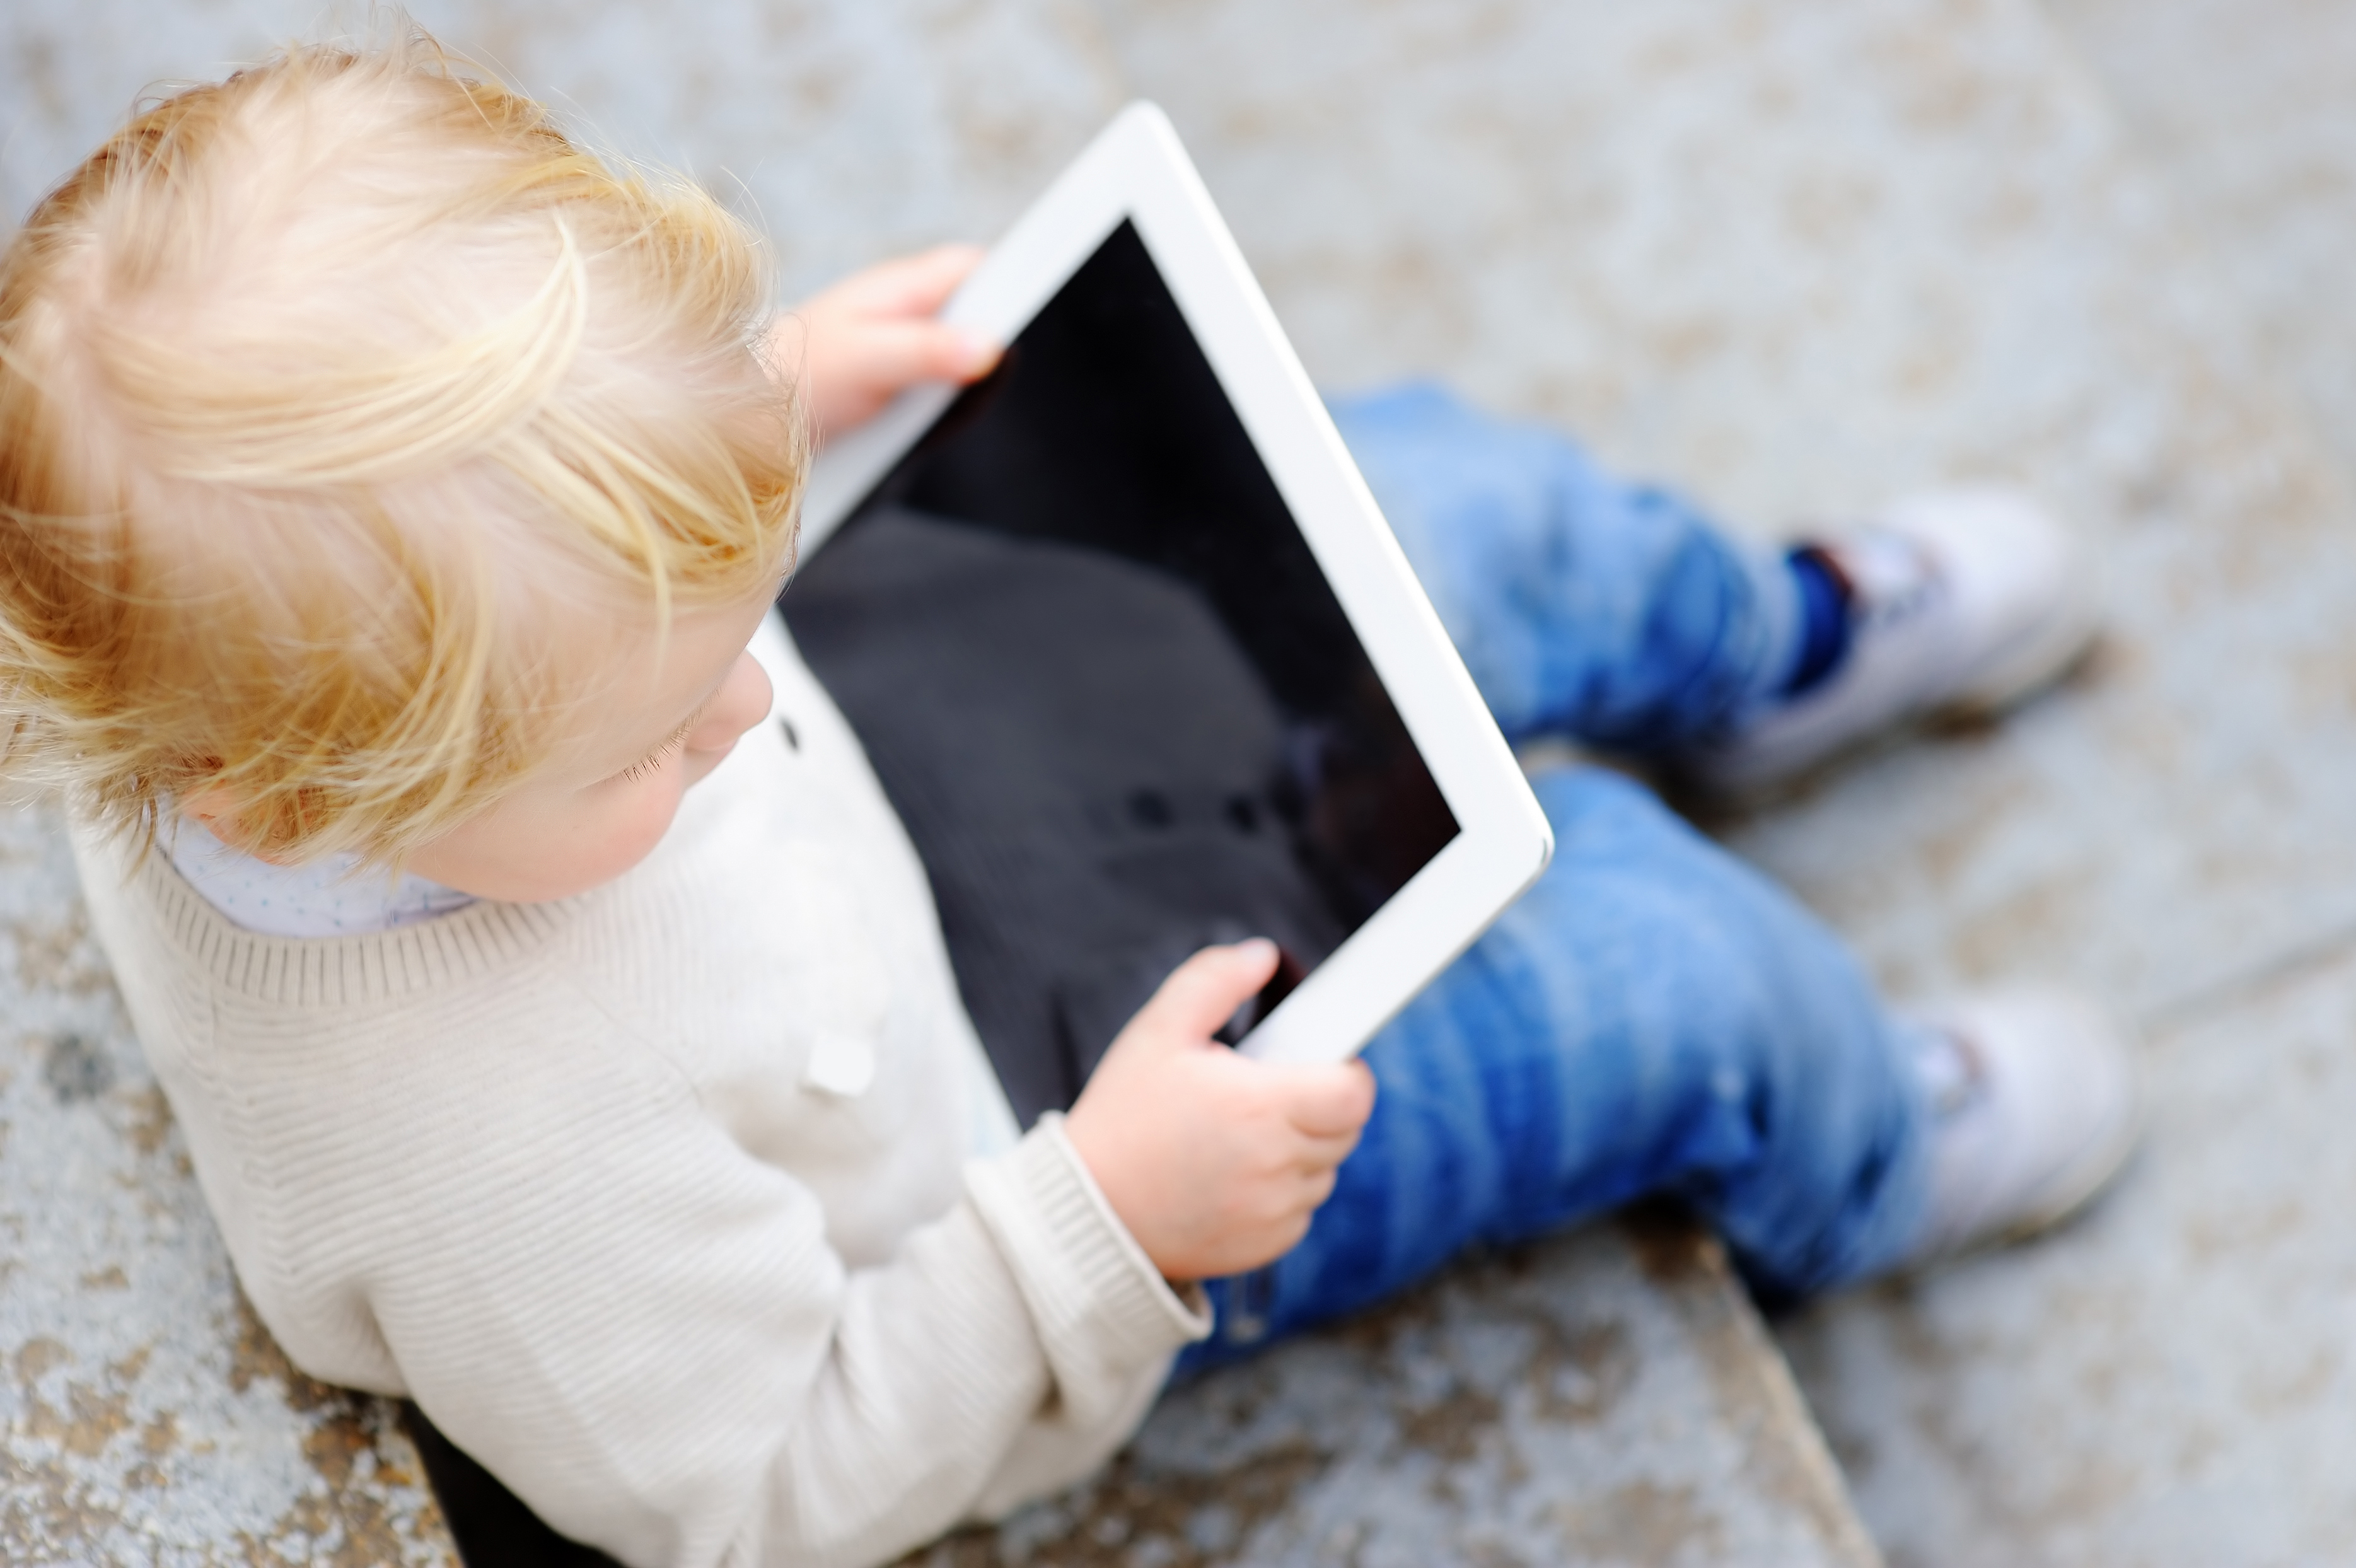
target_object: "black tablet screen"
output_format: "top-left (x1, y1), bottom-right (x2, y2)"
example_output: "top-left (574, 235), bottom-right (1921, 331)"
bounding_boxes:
top-left (782, 220), bottom-right (1458, 1125)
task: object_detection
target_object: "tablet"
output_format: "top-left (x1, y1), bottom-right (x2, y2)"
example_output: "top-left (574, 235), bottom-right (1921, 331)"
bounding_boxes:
top-left (783, 103), bottom-right (1551, 1124)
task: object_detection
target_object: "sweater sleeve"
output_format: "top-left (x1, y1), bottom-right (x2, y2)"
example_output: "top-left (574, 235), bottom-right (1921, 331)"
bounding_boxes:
top-left (302, 1033), bottom-right (1205, 1568)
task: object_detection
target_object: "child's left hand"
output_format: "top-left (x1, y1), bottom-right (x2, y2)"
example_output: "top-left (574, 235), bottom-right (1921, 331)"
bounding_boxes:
top-left (774, 245), bottom-right (1003, 442)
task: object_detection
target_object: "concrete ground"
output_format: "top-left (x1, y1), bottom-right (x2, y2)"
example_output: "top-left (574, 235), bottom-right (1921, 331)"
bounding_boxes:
top-left (1770, 3), bottom-right (2356, 1562)
top-left (8, 0), bottom-right (2356, 1563)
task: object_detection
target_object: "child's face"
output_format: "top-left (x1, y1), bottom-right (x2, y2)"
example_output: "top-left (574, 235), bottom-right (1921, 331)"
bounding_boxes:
top-left (400, 589), bottom-right (777, 902)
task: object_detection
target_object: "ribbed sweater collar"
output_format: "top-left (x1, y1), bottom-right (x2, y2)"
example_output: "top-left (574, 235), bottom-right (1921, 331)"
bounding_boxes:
top-left (127, 842), bottom-right (572, 1008)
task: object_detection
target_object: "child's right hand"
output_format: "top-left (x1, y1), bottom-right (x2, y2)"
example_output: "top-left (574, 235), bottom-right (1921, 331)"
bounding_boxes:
top-left (775, 246), bottom-right (1002, 441)
top-left (1064, 940), bottom-right (1377, 1282)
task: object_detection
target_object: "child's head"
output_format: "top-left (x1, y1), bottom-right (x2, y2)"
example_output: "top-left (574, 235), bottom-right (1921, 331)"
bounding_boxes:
top-left (0, 25), bottom-right (802, 897)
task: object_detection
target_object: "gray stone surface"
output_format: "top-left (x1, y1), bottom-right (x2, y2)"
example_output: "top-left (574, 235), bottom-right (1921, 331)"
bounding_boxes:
top-left (1, 0), bottom-right (1124, 303)
top-left (3, 2), bottom-right (1873, 1564)
top-left (2048, 0), bottom-right (2356, 485)
top-left (920, 1217), bottom-right (1875, 1568)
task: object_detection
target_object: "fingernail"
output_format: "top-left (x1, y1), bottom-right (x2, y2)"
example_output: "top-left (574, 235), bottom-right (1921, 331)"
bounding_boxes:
top-left (1236, 938), bottom-right (1278, 965)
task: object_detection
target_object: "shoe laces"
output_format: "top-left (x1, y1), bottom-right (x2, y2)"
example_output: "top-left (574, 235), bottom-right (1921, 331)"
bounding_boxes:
top-left (1829, 530), bottom-right (1951, 638)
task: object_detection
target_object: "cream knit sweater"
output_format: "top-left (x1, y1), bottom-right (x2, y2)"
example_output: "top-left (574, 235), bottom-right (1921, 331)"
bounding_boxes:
top-left (71, 614), bottom-right (1209, 1568)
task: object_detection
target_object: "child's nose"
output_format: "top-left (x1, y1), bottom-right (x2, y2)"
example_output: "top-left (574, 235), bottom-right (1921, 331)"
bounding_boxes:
top-left (688, 652), bottom-right (773, 754)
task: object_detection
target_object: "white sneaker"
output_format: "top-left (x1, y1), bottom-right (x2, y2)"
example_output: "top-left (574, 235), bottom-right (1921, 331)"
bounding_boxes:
top-left (1898, 988), bottom-right (2139, 1266)
top-left (1685, 488), bottom-right (2101, 794)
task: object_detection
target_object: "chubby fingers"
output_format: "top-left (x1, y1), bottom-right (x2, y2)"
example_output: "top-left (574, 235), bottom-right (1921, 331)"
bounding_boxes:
top-left (843, 317), bottom-right (1001, 389)
top-left (833, 242), bottom-right (985, 315)
top-left (1268, 1057), bottom-right (1378, 1141)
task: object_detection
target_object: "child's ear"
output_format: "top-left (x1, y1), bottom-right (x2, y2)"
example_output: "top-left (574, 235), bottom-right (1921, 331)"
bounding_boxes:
top-left (180, 785), bottom-right (236, 830)
top-left (180, 786), bottom-right (276, 859)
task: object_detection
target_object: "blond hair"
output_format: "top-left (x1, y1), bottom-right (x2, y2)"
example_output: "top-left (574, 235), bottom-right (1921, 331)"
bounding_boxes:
top-left (0, 21), bottom-right (803, 864)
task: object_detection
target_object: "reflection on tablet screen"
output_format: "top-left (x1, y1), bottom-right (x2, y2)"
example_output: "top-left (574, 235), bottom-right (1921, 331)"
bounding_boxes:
top-left (784, 221), bottom-right (1458, 1126)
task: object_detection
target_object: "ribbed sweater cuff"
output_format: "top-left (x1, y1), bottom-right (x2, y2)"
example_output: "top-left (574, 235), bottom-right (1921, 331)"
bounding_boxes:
top-left (965, 1115), bottom-right (1210, 1422)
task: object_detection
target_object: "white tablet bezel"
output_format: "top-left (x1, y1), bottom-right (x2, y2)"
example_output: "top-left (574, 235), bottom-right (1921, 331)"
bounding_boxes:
top-left (796, 102), bottom-right (1553, 1067)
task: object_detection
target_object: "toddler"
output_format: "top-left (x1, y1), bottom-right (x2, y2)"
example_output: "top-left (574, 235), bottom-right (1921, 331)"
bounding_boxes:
top-left (0, 32), bottom-right (2134, 1568)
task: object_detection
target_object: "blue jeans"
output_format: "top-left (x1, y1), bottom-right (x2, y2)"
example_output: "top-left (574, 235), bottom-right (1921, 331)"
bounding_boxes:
top-left (1177, 386), bottom-right (1929, 1372)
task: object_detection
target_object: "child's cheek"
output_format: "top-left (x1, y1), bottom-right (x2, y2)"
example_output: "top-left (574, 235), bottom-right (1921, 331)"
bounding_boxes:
top-left (562, 766), bottom-right (693, 896)
top-left (604, 775), bottom-right (690, 876)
